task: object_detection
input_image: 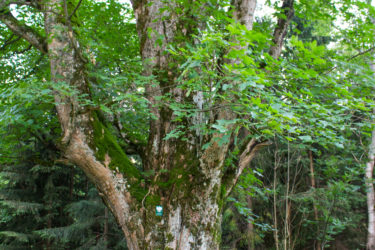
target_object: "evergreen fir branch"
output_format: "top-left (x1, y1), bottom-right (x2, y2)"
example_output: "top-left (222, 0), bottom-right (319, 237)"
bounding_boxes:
top-left (0, 231), bottom-right (30, 243)
top-left (0, 200), bottom-right (42, 214)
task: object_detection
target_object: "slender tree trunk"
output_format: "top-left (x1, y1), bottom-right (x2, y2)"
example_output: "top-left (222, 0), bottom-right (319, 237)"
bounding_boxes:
top-left (284, 140), bottom-right (291, 250)
top-left (367, 4), bottom-right (375, 249)
top-left (366, 115), bottom-right (375, 250)
top-left (69, 167), bottom-right (74, 200)
top-left (103, 207), bottom-right (108, 249)
top-left (247, 196), bottom-right (255, 250)
top-left (308, 150), bottom-right (321, 250)
top-left (46, 195), bottom-right (52, 250)
top-left (273, 144), bottom-right (280, 250)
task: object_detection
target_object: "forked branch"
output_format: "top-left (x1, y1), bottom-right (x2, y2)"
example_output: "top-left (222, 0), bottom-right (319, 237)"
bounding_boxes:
top-left (224, 139), bottom-right (271, 197)
top-left (0, 10), bottom-right (47, 53)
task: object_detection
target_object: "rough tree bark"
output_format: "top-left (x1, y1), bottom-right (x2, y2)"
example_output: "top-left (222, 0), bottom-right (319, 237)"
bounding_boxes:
top-left (0, 0), bottom-right (292, 248)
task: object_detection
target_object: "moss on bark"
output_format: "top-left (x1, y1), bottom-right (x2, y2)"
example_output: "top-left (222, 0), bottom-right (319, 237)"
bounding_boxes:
top-left (91, 112), bottom-right (146, 201)
top-left (92, 113), bottom-right (138, 175)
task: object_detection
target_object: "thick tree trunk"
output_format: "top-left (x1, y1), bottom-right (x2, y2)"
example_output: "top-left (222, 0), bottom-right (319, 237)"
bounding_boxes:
top-left (128, 0), bottom-right (259, 248)
top-left (143, 191), bottom-right (223, 249)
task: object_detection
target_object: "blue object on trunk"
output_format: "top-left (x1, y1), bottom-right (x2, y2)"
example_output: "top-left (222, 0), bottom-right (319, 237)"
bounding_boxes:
top-left (156, 205), bottom-right (163, 216)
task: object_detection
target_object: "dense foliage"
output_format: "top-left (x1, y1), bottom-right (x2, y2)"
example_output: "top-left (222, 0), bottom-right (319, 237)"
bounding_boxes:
top-left (0, 0), bottom-right (374, 248)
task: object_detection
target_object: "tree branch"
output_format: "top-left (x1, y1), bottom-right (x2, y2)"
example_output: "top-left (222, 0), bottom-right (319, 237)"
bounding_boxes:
top-left (0, 0), bottom-right (41, 12)
top-left (269, 0), bottom-right (295, 59)
top-left (223, 139), bottom-right (271, 197)
top-left (68, 0), bottom-right (82, 20)
top-left (0, 34), bottom-right (20, 50)
top-left (325, 46), bottom-right (375, 74)
top-left (0, 9), bottom-right (47, 53)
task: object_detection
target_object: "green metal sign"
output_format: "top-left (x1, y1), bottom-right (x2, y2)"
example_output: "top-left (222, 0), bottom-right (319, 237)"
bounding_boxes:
top-left (155, 205), bottom-right (163, 216)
